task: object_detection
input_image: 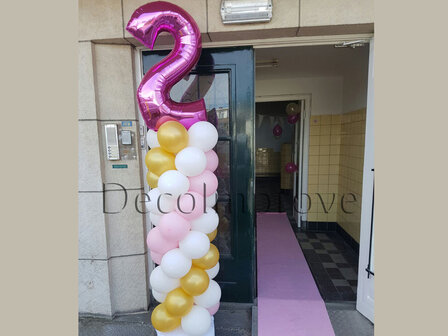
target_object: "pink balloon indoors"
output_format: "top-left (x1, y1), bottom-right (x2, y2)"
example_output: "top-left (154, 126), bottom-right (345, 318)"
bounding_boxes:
top-left (126, 1), bottom-right (207, 130)
top-left (189, 170), bottom-right (218, 197)
top-left (273, 124), bottom-right (282, 137)
top-left (285, 162), bottom-right (298, 173)
top-left (158, 212), bottom-right (191, 241)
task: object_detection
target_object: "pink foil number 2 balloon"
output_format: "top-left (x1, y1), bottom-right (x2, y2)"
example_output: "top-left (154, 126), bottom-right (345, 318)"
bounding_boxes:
top-left (126, 1), bottom-right (207, 130)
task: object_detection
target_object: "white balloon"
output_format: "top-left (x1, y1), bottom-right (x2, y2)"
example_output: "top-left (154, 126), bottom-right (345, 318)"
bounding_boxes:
top-left (205, 262), bottom-right (220, 279)
top-left (150, 213), bottom-right (161, 226)
top-left (150, 266), bottom-right (180, 293)
top-left (179, 231), bottom-right (210, 259)
top-left (152, 289), bottom-right (167, 303)
top-left (158, 170), bottom-right (190, 198)
top-left (191, 208), bottom-right (219, 234)
top-left (175, 147), bottom-right (207, 177)
top-left (206, 192), bottom-right (218, 208)
top-left (161, 248), bottom-right (192, 278)
top-left (188, 121), bottom-right (218, 152)
top-left (193, 280), bottom-right (221, 308)
top-left (148, 188), bottom-right (175, 215)
top-left (181, 306), bottom-right (211, 336)
top-left (146, 129), bottom-right (160, 148)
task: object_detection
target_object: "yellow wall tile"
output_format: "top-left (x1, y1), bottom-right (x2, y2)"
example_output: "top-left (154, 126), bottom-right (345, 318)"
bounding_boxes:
top-left (320, 135), bottom-right (330, 145)
top-left (319, 164), bottom-right (329, 174)
top-left (309, 156), bottom-right (319, 165)
top-left (331, 123), bottom-right (341, 135)
top-left (309, 135), bottom-right (320, 146)
top-left (318, 175), bottom-right (329, 185)
top-left (330, 145), bottom-right (340, 155)
top-left (329, 165), bottom-right (339, 174)
top-left (309, 165), bottom-right (319, 175)
top-left (309, 145), bottom-right (319, 156)
top-left (331, 114), bottom-right (341, 125)
top-left (308, 175), bottom-right (318, 184)
top-left (317, 184), bottom-right (329, 193)
top-left (321, 115), bottom-right (332, 125)
top-left (329, 175), bottom-right (339, 185)
top-left (328, 184), bottom-right (338, 193)
top-left (319, 156), bottom-right (330, 165)
top-left (320, 125), bottom-right (331, 135)
top-left (319, 145), bottom-right (330, 156)
top-left (310, 126), bottom-right (320, 136)
top-left (331, 134), bottom-right (341, 145)
top-left (329, 155), bottom-right (339, 165)
top-left (310, 116), bottom-right (321, 125)
top-left (317, 213), bottom-right (328, 221)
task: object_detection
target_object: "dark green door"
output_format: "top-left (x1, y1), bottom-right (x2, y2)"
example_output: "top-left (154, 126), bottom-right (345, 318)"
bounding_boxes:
top-left (142, 47), bottom-right (255, 303)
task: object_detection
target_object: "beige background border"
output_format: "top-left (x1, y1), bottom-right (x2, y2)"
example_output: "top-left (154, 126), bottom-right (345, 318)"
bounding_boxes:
top-left (0, 0), bottom-right (78, 335)
top-left (1, 0), bottom-right (448, 335)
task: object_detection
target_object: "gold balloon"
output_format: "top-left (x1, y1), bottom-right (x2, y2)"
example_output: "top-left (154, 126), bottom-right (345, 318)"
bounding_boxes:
top-left (180, 267), bottom-right (210, 296)
top-left (207, 229), bottom-right (217, 242)
top-left (146, 171), bottom-right (159, 189)
top-left (151, 304), bottom-right (181, 333)
top-left (192, 244), bottom-right (219, 270)
top-left (157, 121), bottom-right (189, 154)
top-left (145, 147), bottom-right (176, 176)
top-left (164, 288), bottom-right (194, 317)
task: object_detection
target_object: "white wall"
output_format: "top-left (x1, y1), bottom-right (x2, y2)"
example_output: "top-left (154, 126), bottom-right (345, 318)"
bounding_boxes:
top-left (256, 75), bottom-right (344, 116)
top-left (342, 53), bottom-right (369, 113)
top-left (256, 116), bottom-right (295, 151)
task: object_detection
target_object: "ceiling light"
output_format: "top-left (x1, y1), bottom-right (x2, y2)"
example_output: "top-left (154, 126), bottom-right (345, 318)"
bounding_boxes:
top-left (256, 59), bottom-right (279, 68)
top-left (221, 0), bottom-right (273, 24)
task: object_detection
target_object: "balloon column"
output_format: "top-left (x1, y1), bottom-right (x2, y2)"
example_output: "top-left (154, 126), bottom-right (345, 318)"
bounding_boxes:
top-left (128, 2), bottom-right (220, 335)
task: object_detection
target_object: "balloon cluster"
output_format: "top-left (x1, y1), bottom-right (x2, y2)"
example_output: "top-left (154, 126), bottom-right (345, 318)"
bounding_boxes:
top-left (145, 120), bottom-right (221, 335)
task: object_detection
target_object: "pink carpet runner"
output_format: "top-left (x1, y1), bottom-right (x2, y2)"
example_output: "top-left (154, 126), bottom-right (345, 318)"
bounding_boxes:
top-left (257, 212), bottom-right (335, 336)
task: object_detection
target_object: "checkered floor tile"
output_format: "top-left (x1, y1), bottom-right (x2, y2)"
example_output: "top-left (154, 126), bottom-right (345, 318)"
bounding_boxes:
top-left (296, 231), bottom-right (359, 301)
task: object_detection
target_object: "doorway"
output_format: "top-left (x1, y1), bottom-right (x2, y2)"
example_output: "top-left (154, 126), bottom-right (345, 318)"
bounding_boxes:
top-left (254, 99), bottom-right (307, 228)
top-left (139, 47), bottom-right (256, 303)
top-left (255, 43), bottom-right (372, 314)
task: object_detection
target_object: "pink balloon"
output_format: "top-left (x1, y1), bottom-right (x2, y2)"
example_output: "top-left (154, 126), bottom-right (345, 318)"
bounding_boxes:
top-left (159, 212), bottom-right (191, 241)
top-left (287, 114), bottom-right (299, 124)
top-left (146, 226), bottom-right (178, 255)
top-left (207, 302), bottom-right (220, 315)
top-left (204, 150), bottom-right (219, 172)
top-left (151, 251), bottom-right (163, 265)
top-left (176, 192), bottom-right (205, 220)
top-left (273, 124), bottom-right (282, 137)
top-left (189, 170), bottom-right (218, 197)
top-left (285, 162), bottom-right (298, 173)
top-left (126, 2), bottom-right (207, 131)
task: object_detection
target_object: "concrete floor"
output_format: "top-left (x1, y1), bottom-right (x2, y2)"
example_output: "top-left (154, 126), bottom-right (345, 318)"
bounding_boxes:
top-left (326, 302), bottom-right (374, 336)
top-left (79, 302), bottom-right (373, 336)
top-left (79, 303), bottom-right (252, 336)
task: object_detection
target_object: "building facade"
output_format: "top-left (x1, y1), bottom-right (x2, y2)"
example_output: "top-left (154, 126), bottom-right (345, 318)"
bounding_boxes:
top-left (78, 0), bottom-right (374, 317)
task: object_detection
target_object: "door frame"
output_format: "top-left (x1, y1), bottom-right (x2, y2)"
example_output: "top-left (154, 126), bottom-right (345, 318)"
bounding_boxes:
top-left (133, 47), bottom-right (154, 289)
top-left (255, 93), bottom-right (311, 226)
top-left (356, 38), bottom-right (375, 322)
